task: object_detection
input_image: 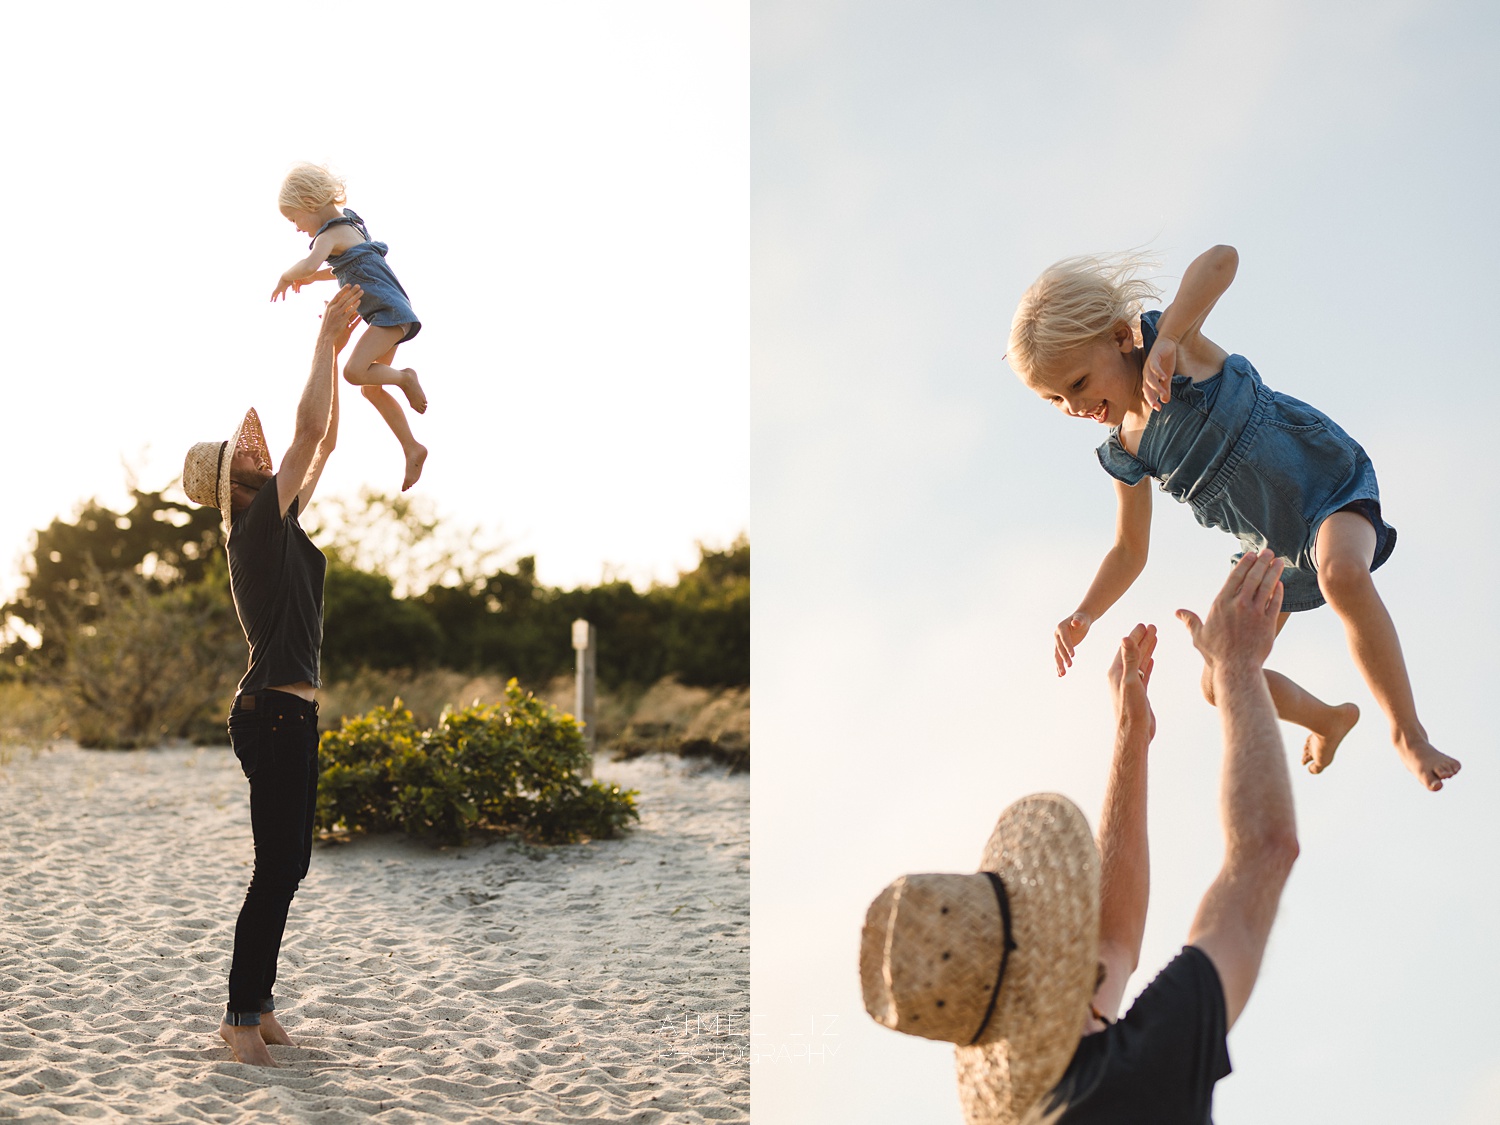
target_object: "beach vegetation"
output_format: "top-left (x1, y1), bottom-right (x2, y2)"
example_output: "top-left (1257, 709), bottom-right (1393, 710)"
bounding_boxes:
top-left (2, 483), bottom-right (747, 760)
top-left (8, 558), bottom-right (240, 749)
top-left (316, 681), bottom-right (639, 845)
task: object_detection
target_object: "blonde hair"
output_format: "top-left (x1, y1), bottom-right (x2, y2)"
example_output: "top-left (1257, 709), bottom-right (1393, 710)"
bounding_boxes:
top-left (1007, 253), bottom-right (1161, 379)
top-left (278, 162), bottom-right (347, 214)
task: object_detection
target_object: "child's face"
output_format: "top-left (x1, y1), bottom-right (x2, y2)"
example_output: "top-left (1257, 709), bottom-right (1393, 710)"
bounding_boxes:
top-left (1024, 324), bottom-right (1141, 428)
top-left (282, 207), bottom-right (320, 237)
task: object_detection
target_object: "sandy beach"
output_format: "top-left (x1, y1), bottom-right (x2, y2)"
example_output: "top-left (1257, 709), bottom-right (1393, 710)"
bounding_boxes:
top-left (0, 744), bottom-right (748, 1123)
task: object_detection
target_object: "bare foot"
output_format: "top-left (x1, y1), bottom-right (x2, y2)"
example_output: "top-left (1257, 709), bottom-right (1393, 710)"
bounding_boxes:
top-left (258, 1011), bottom-right (296, 1047)
top-left (1301, 702), bottom-right (1360, 775)
top-left (398, 369), bottom-right (427, 414)
top-left (1396, 735), bottom-right (1461, 792)
top-left (402, 443), bottom-right (428, 492)
top-left (219, 1021), bottom-right (277, 1067)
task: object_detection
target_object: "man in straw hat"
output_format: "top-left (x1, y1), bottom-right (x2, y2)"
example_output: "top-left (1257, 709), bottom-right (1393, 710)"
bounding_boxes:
top-left (182, 284), bottom-right (363, 1066)
top-left (861, 548), bottom-right (1299, 1123)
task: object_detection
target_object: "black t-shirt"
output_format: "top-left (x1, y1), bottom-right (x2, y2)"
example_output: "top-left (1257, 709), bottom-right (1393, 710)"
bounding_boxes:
top-left (226, 473), bottom-right (327, 693)
top-left (1043, 945), bottom-right (1232, 1124)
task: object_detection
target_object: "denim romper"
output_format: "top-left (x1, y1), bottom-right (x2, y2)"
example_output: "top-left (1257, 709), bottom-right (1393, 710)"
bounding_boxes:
top-left (1096, 311), bottom-right (1395, 612)
top-left (314, 209), bottom-right (421, 342)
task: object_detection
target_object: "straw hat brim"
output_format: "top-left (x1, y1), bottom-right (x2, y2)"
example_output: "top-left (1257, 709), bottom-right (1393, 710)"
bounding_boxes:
top-left (954, 794), bottom-right (1100, 1125)
top-left (182, 409), bottom-right (272, 539)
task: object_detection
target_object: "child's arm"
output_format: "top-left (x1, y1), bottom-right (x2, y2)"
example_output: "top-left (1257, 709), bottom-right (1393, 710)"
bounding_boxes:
top-left (1141, 244), bottom-right (1239, 410)
top-left (271, 233), bottom-right (342, 302)
top-left (1056, 477), bottom-right (1152, 677)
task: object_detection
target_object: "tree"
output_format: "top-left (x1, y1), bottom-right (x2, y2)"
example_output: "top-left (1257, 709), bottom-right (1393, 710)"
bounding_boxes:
top-left (655, 535), bottom-right (750, 686)
top-left (2, 489), bottom-right (222, 674)
top-left (321, 562), bottom-right (446, 682)
top-left (45, 560), bottom-right (242, 748)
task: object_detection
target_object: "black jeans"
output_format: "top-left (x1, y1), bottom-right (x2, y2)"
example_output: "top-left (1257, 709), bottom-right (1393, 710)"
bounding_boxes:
top-left (225, 690), bottom-right (319, 1024)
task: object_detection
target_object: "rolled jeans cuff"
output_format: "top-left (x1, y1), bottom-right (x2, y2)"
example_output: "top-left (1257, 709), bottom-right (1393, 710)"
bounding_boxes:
top-left (223, 1007), bottom-right (261, 1027)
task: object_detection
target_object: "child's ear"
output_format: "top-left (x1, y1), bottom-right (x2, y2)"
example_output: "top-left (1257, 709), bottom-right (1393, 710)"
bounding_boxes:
top-left (1114, 320), bottom-right (1136, 352)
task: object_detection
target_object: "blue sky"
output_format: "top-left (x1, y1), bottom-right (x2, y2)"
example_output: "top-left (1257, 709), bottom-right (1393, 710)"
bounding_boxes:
top-left (753, 2), bottom-right (1500, 1121)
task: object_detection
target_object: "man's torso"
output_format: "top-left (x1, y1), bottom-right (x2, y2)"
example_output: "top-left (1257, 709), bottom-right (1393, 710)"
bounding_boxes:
top-left (226, 473), bottom-right (327, 696)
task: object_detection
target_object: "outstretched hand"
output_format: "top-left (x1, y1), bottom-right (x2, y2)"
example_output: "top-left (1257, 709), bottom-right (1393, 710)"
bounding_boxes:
top-left (319, 284), bottom-right (363, 351)
top-left (1141, 335), bottom-right (1177, 411)
top-left (1176, 548), bottom-right (1284, 675)
top-left (1054, 611), bottom-right (1093, 677)
top-left (1107, 623), bottom-right (1157, 741)
top-left (270, 273), bottom-right (305, 303)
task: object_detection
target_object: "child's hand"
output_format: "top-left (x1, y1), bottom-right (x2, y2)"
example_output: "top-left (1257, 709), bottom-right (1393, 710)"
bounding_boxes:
top-left (271, 274), bottom-right (298, 303)
top-left (1142, 336), bottom-right (1177, 411)
top-left (1054, 610), bottom-right (1093, 677)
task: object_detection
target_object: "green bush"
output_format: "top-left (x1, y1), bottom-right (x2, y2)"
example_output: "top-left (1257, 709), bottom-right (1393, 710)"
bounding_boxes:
top-left (47, 562), bottom-right (241, 748)
top-left (316, 681), bottom-right (639, 845)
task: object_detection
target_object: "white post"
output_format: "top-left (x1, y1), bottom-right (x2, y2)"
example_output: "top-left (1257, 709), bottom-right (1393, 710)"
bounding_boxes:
top-left (571, 618), bottom-right (597, 778)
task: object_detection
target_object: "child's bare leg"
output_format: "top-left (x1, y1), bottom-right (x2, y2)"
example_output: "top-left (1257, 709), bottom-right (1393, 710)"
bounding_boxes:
top-left (1198, 643), bottom-right (1359, 775)
top-left (345, 325), bottom-right (427, 414)
top-left (1315, 510), bottom-right (1459, 791)
top-left (360, 385), bottom-right (429, 491)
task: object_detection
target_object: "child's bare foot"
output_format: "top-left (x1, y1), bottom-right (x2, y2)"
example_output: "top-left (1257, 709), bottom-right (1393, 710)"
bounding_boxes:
top-left (398, 369), bottom-right (427, 414)
top-left (1396, 733), bottom-right (1461, 791)
top-left (1301, 702), bottom-right (1359, 775)
top-left (258, 1011), bottom-right (295, 1047)
top-left (402, 444), bottom-right (428, 492)
top-left (219, 1021), bottom-right (277, 1067)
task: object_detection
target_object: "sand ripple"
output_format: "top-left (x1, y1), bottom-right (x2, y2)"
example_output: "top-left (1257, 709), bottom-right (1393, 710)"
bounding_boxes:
top-left (0, 746), bottom-right (747, 1123)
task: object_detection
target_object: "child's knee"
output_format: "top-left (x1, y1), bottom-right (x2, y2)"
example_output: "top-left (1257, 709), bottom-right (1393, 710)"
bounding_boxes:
top-left (359, 384), bottom-right (382, 401)
top-left (1317, 555), bottom-right (1373, 607)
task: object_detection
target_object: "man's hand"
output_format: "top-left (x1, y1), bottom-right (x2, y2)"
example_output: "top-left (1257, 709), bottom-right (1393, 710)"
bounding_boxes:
top-left (1141, 335), bottom-right (1177, 411)
top-left (319, 284), bottom-right (364, 352)
top-left (1107, 623), bottom-right (1157, 742)
top-left (1054, 610), bottom-right (1093, 677)
top-left (1176, 549), bottom-right (1284, 676)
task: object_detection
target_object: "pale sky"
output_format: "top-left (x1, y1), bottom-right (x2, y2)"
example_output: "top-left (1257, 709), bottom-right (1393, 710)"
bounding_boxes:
top-left (2, 2), bottom-right (747, 610)
top-left (753, 2), bottom-right (1500, 1122)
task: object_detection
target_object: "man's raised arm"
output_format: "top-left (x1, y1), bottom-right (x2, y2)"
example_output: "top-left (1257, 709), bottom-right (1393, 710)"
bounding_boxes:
top-left (1180, 549), bottom-right (1300, 1029)
top-left (1091, 622), bottom-right (1158, 1022)
top-left (276, 285), bottom-right (362, 518)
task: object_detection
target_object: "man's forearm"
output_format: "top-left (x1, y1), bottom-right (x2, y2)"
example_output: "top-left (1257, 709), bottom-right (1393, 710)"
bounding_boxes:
top-left (1213, 663), bottom-right (1295, 853)
top-left (1096, 714), bottom-right (1150, 964)
top-left (293, 333), bottom-right (339, 445)
top-left (322, 374), bottom-right (339, 448)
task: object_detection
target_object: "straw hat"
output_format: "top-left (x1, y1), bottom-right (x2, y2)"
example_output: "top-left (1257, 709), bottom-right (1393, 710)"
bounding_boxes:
top-left (182, 408), bottom-right (272, 536)
top-left (859, 793), bottom-right (1100, 1125)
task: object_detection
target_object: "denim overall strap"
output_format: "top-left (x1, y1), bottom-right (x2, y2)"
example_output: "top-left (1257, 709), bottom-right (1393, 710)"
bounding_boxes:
top-left (309, 208), bottom-right (371, 249)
